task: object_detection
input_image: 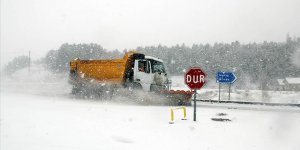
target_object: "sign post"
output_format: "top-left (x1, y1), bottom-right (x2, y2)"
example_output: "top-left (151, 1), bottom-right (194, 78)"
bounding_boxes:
top-left (229, 83), bottom-right (231, 100)
top-left (185, 67), bottom-right (206, 122)
top-left (193, 90), bottom-right (197, 121)
top-left (218, 83), bottom-right (221, 102)
top-left (216, 72), bottom-right (237, 101)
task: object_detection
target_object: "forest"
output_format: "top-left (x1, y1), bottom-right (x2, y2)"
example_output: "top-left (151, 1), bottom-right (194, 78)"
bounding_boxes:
top-left (5, 34), bottom-right (300, 90)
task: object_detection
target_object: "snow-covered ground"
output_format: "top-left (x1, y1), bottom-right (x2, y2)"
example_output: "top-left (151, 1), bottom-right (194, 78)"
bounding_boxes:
top-left (1, 65), bottom-right (300, 150)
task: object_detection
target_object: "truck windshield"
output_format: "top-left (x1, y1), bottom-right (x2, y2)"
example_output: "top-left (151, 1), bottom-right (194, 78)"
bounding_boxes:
top-left (150, 60), bottom-right (165, 73)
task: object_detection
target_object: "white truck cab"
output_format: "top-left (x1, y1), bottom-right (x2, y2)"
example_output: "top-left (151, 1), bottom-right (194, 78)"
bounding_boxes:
top-left (133, 56), bottom-right (168, 92)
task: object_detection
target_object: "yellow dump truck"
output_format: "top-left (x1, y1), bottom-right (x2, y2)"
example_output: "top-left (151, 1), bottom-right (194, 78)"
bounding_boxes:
top-left (69, 51), bottom-right (192, 105)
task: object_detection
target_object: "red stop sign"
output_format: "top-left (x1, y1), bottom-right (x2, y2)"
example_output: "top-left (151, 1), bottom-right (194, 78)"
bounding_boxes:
top-left (185, 67), bottom-right (207, 90)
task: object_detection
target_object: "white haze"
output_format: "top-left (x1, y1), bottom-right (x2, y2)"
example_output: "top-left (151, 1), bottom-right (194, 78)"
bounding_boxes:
top-left (1, 0), bottom-right (300, 67)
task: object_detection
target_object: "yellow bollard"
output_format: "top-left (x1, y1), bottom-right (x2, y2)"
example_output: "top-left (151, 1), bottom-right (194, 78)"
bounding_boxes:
top-left (182, 107), bottom-right (187, 120)
top-left (169, 106), bottom-right (187, 124)
top-left (169, 109), bottom-right (174, 124)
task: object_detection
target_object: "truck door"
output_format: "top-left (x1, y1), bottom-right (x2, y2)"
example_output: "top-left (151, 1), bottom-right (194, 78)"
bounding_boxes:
top-left (134, 60), bottom-right (153, 91)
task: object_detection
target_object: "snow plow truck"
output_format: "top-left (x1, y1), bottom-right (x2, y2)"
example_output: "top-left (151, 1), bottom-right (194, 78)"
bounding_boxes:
top-left (69, 51), bottom-right (193, 105)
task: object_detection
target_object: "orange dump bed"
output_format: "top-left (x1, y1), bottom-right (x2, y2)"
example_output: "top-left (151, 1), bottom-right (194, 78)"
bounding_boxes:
top-left (70, 52), bottom-right (136, 84)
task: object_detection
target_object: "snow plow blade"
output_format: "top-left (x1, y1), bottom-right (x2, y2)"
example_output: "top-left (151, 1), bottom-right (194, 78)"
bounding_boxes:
top-left (160, 90), bottom-right (193, 106)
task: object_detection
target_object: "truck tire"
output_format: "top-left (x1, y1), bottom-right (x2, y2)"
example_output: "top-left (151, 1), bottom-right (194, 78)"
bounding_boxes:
top-left (125, 82), bottom-right (142, 91)
top-left (133, 83), bottom-right (142, 90)
top-left (150, 84), bottom-right (167, 92)
top-left (71, 85), bottom-right (81, 94)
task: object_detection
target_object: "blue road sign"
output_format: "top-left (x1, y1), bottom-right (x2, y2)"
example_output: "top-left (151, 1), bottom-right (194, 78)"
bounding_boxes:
top-left (216, 72), bottom-right (237, 84)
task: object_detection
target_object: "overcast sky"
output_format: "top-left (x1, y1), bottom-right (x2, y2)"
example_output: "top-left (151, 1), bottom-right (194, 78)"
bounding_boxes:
top-left (1, 0), bottom-right (300, 66)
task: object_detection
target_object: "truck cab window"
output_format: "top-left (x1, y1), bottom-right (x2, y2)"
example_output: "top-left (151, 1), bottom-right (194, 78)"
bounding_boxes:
top-left (138, 60), bottom-right (150, 73)
top-left (150, 60), bottom-right (166, 73)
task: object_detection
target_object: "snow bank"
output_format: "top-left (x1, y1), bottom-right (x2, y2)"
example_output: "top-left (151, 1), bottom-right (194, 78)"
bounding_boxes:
top-left (170, 76), bottom-right (300, 104)
top-left (1, 64), bottom-right (71, 97)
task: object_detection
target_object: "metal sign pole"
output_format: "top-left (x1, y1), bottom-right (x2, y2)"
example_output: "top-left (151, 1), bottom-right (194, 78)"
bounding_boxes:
top-left (218, 83), bottom-right (221, 102)
top-left (193, 90), bottom-right (197, 121)
top-left (228, 83), bottom-right (231, 100)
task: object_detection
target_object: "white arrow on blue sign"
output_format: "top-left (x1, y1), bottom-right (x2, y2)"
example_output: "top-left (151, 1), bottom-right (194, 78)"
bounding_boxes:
top-left (216, 72), bottom-right (237, 84)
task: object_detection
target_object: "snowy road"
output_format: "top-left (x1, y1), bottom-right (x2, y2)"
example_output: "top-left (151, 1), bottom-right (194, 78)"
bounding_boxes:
top-left (1, 66), bottom-right (300, 150)
top-left (1, 91), bottom-right (300, 150)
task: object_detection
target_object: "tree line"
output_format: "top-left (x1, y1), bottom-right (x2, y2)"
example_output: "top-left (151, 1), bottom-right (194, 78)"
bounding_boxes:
top-left (44, 35), bottom-right (299, 89)
top-left (135, 35), bottom-right (300, 89)
top-left (5, 34), bottom-right (300, 90)
top-left (44, 43), bottom-right (123, 72)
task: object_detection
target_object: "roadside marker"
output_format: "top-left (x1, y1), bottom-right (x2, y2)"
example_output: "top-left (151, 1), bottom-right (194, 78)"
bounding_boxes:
top-left (169, 107), bottom-right (187, 124)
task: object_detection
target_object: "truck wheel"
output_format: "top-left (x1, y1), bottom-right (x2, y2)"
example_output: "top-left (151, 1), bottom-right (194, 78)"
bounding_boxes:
top-left (178, 101), bottom-right (191, 106)
top-left (133, 83), bottom-right (142, 90)
top-left (150, 85), bottom-right (161, 93)
top-left (72, 85), bottom-right (81, 94)
top-left (150, 85), bottom-right (155, 92)
top-left (125, 82), bottom-right (142, 90)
